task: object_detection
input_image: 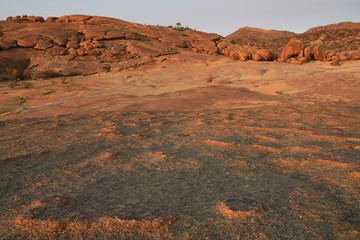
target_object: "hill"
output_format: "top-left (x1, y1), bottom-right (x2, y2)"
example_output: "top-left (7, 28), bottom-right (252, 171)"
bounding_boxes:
top-left (0, 15), bottom-right (360, 80)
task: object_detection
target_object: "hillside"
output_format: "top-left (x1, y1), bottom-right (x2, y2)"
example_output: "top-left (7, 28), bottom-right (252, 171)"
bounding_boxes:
top-left (0, 15), bottom-right (360, 81)
top-left (0, 15), bottom-right (221, 80)
top-left (225, 27), bottom-right (296, 54)
top-left (226, 22), bottom-right (360, 57)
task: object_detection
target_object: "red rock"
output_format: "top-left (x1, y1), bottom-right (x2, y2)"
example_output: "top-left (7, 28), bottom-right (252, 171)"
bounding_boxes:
top-left (298, 50), bottom-right (304, 58)
top-left (331, 55), bottom-right (341, 66)
top-left (189, 40), bottom-right (218, 55)
top-left (304, 47), bottom-right (312, 61)
top-left (68, 48), bottom-right (78, 56)
top-left (313, 45), bottom-right (325, 61)
top-left (298, 57), bottom-right (308, 64)
top-left (34, 39), bottom-right (54, 50)
top-left (229, 52), bottom-right (239, 60)
top-left (66, 39), bottom-right (80, 49)
top-left (17, 35), bottom-right (41, 48)
top-left (104, 30), bottom-right (126, 40)
top-left (279, 38), bottom-right (305, 62)
top-left (26, 16), bottom-right (45, 23)
top-left (338, 52), bottom-right (350, 61)
top-left (349, 50), bottom-right (360, 60)
top-left (45, 45), bottom-right (68, 55)
top-left (56, 15), bottom-right (91, 23)
top-left (46, 17), bottom-right (59, 23)
top-left (0, 39), bottom-right (17, 49)
top-left (76, 49), bottom-right (86, 56)
top-left (217, 40), bottom-right (231, 52)
top-left (252, 53), bottom-right (265, 61)
top-left (255, 49), bottom-right (274, 61)
top-left (239, 53), bottom-right (251, 61)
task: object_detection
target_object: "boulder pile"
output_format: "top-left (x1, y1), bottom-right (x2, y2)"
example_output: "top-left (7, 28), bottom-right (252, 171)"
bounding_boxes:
top-left (278, 38), bottom-right (360, 64)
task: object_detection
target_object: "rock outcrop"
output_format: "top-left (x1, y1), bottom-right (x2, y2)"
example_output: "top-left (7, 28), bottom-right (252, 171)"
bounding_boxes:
top-left (0, 15), bottom-right (359, 80)
top-left (0, 14), bottom-right (221, 79)
top-left (279, 39), bottom-right (305, 62)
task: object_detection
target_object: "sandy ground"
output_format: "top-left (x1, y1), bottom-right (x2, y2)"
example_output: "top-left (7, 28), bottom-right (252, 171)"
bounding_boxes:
top-left (0, 51), bottom-right (359, 239)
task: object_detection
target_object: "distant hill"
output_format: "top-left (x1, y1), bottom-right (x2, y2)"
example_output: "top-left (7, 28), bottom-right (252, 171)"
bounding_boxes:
top-left (225, 27), bottom-right (296, 54)
top-left (299, 22), bottom-right (360, 52)
top-left (226, 22), bottom-right (360, 54)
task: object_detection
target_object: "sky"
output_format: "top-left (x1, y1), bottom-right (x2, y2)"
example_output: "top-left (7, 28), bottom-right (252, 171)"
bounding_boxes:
top-left (1, 0), bottom-right (359, 36)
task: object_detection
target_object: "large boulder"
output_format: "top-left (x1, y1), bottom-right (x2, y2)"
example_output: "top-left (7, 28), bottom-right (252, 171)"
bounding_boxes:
top-left (17, 35), bottom-right (41, 48)
top-left (222, 44), bottom-right (253, 61)
top-left (190, 40), bottom-right (219, 54)
top-left (338, 52), bottom-right (350, 61)
top-left (313, 45), bottom-right (325, 61)
top-left (255, 49), bottom-right (274, 61)
top-left (304, 47), bottom-right (312, 61)
top-left (217, 40), bottom-right (231, 52)
top-left (251, 53), bottom-right (265, 61)
top-left (279, 38), bottom-right (304, 62)
top-left (349, 50), bottom-right (360, 60)
top-left (46, 17), bottom-right (59, 23)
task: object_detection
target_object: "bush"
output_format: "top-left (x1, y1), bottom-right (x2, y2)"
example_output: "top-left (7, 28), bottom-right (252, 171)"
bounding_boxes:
top-left (230, 38), bottom-right (244, 45)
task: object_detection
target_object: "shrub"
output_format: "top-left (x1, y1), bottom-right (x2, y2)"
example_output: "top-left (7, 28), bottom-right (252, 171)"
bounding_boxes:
top-left (230, 38), bottom-right (244, 45)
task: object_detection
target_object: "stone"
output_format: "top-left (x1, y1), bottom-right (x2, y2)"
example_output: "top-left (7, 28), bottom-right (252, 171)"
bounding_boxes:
top-left (279, 38), bottom-right (305, 62)
top-left (45, 45), bottom-right (68, 55)
top-left (104, 30), bottom-right (126, 40)
top-left (313, 45), bottom-right (325, 61)
top-left (56, 15), bottom-right (91, 23)
top-left (252, 53), bottom-right (265, 61)
top-left (338, 52), bottom-right (350, 61)
top-left (0, 39), bottom-right (17, 49)
top-left (229, 52), bottom-right (239, 60)
top-left (304, 47), bottom-right (312, 61)
top-left (255, 49), bottom-right (274, 61)
top-left (217, 40), bottom-right (231, 52)
top-left (77, 49), bottom-right (86, 56)
top-left (349, 50), bottom-right (360, 60)
top-left (46, 17), bottom-right (59, 23)
top-left (68, 48), bottom-right (78, 57)
top-left (17, 35), bottom-right (41, 48)
top-left (190, 40), bottom-right (219, 55)
top-left (298, 50), bottom-right (304, 58)
top-left (26, 16), bottom-right (45, 23)
top-left (66, 39), bottom-right (80, 49)
top-left (34, 39), bottom-right (54, 50)
top-left (331, 55), bottom-right (341, 66)
top-left (298, 57), bottom-right (308, 64)
top-left (222, 44), bottom-right (252, 61)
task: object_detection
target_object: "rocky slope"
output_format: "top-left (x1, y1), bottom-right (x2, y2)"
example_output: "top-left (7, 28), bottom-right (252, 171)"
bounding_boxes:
top-left (225, 22), bottom-right (360, 64)
top-left (0, 15), bottom-right (359, 80)
top-left (0, 15), bottom-right (221, 80)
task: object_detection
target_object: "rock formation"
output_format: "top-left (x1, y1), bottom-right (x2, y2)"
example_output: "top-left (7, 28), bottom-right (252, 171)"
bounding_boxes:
top-left (279, 39), bottom-right (305, 62)
top-left (0, 15), bottom-right (359, 80)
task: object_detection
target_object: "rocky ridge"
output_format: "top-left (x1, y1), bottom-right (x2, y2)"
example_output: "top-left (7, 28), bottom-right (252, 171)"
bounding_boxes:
top-left (1, 15), bottom-right (360, 80)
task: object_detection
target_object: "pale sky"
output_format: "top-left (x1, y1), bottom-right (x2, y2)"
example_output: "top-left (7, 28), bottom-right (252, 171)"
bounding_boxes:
top-left (1, 0), bottom-right (359, 36)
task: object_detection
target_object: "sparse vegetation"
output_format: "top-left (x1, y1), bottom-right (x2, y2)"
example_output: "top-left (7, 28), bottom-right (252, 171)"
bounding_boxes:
top-left (168, 22), bottom-right (192, 31)
top-left (230, 37), bottom-right (244, 45)
top-left (212, 37), bottom-right (222, 43)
